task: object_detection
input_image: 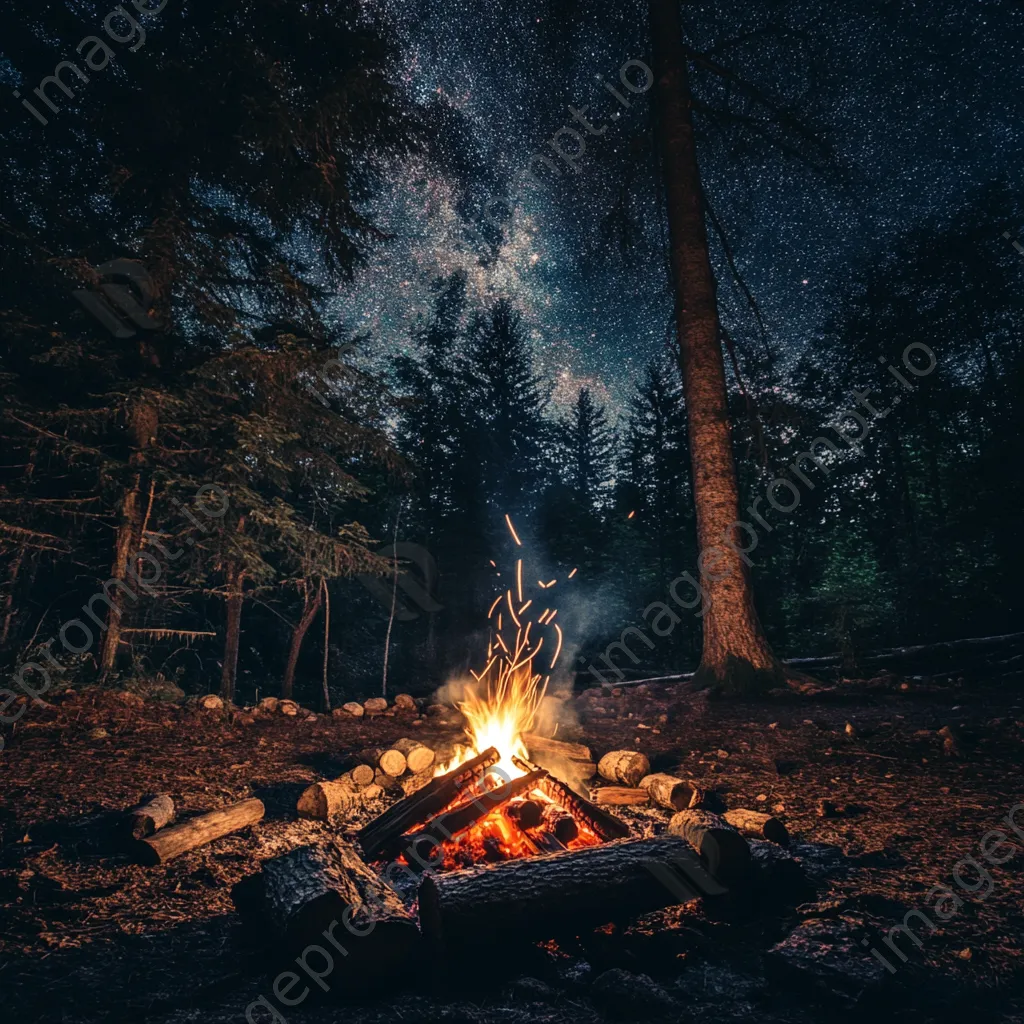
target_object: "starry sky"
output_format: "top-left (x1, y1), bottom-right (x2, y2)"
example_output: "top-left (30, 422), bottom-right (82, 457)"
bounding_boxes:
top-left (332, 0), bottom-right (1024, 419)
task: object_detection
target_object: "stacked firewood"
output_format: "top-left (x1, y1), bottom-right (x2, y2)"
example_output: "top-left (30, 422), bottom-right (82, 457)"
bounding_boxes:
top-left (296, 739), bottom-right (437, 824)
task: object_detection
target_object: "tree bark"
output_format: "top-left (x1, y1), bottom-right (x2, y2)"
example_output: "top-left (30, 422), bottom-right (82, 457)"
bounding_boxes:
top-left (282, 580), bottom-right (323, 700)
top-left (123, 793), bottom-right (175, 839)
top-left (648, 0), bottom-right (782, 694)
top-left (418, 835), bottom-right (726, 953)
top-left (100, 398), bottom-right (157, 678)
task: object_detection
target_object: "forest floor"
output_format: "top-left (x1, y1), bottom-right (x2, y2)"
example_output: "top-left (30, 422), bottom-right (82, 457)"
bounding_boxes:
top-left (1, 671), bottom-right (1022, 1024)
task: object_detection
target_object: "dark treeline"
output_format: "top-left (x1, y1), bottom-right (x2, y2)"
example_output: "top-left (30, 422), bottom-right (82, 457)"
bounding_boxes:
top-left (1, 2), bottom-right (1022, 708)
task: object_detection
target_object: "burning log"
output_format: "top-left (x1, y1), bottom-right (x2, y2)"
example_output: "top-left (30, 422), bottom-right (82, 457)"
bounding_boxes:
top-left (297, 778), bottom-right (383, 822)
top-left (541, 803), bottom-right (578, 843)
top-left (723, 809), bottom-right (789, 846)
top-left (418, 835), bottom-right (727, 953)
top-left (134, 797), bottom-right (264, 865)
top-left (260, 839), bottom-right (419, 973)
top-left (597, 750), bottom-right (650, 787)
top-left (640, 773), bottom-right (705, 811)
top-left (403, 769), bottom-right (548, 868)
top-left (357, 746), bottom-right (500, 860)
top-left (515, 755), bottom-right (631, 841)
top-left (123, 793), bottom-right (175, 840)
top-left (594, 786), bottom-right (650, 806)
top-left (360, 746), bottom-right (407, 778)
top-left (667, 808), bottom-right (751, 887)
top-left (507, 797), bottom-right (544, 829)
top-left (391, 738), bottom-right (435, 775)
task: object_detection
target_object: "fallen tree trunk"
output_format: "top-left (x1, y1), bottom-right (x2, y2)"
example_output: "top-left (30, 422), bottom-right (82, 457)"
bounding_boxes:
top-left (723, 808), bottom-right (789, 846)
top-left (640, 773), bottom-right (704, 811)
top-left (123, 793), bottom-right (175, 840)
top-left (260, 840), bottom-right (419, 978)
top-left (135, 798), bottom-right (264, 865)
top-left (419, 835), bottom-right (726, 953)
top-left (748, 839), bottom-right (811, 906)
top-left (357, 746), bottom-right (499, 861)
top-left (668, 808), bottom-right (750, 887)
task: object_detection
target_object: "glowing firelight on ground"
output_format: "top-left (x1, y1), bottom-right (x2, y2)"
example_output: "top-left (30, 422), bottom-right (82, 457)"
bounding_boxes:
top-left (436, 515), bottom-right (569, 780)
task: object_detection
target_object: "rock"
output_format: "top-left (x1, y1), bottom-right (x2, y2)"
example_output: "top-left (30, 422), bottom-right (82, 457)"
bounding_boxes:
top-left (425, 703), bottom-right (448, 717)
top-left (363, 697), bottom-right (388, 715)
top-left (278, 699), bottom-right (300, 716)
top-left (198, 694), bottom-right (224, 711)
top-left (235, 713), bottom-right (255, 726)
top-left (508, 976), bottom-right (553, 1001)
top-left (394, 693), bottom-right (416, 710)
top-left (766, 917), bottom-right (890, 1005)
top-left (338, 702), bottom-right (364, 717)
top-left (257, 697), bottom-right (279, 713)
top-left (305, 713), bottom-right (317, 722)
top-left (591, 968), bottom-right (677, 1018)
top-left (87, 727), bottom-right (108, 740)
top-left (125, 677), bottom-right (186, 703)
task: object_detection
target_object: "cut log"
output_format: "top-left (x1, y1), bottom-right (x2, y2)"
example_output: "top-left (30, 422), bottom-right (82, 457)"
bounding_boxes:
top-left (598, 750), bottom-right (650, 787)
top-left (403, 770), bottom-right (547, 868)
top-left (297, 778), bottom-right (382, 822)
top-left (667, 808), bottom-right (751, 886)
top-left (594, 786), bottom-right (650, 807)
top-left (392, 738), bottom-right (435, 775)
top-left (260, 839), bottom-right (419, 977)
top-left (134, 798), bottom-right (264, 865)
top-left (640, 773), bottom-right (704, 811)
top-left (374, 768), bottom-right (403, 792)
top-left (348, 763), bottom-right (376, 788)
top-left (123, 793), bottom-right (175, 840)
top-left (419, 835), bottom-right (727, 952)
top-left (357, 746), bottom-right (499, 860)
top-left (541, 803), bottom-right (578, 843)
top-left (360, 746), bottom-right (407, 778)
top-left (515, 754), bottom-right (631, 841)
top-left (507, 797), bottom-right (543, 829)
top-left (723, 808), bottom-right (789, 846)
top-left (400, 770), bottom-right (434, 797)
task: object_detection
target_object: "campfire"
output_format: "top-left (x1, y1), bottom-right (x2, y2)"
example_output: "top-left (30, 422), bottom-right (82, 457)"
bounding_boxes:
top-left (362, 517), bottom-right (620, 871)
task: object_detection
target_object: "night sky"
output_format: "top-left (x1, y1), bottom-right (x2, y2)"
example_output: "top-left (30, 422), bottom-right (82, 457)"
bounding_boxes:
top-left (333, 0), bottom-right (1024, 417)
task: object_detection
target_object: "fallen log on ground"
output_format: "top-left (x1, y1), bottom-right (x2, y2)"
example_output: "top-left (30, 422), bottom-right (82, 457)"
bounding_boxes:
top-left (134, 797), bottom-right (264, 865)
top-left (640, 773), bottom-right (704, 811)
top-left (748, 839), bottom-right (811, 906)
top-left (260, 840), bottom-right (419, 976)
top-left (668, 808), bottom-right (751, 887)
top-left (357, 746), bottom-right (499, 860)
top-left (123, 793), bottom-right (174, 840)
top-left (594, 786), bottom-right (650, 807)
top-left (598, 750), bottom-right (650, 787)
top-left (723, 808), bottom-right (789, 845)
top-left (418, 835), bottom-right (726, 953)
top-left (297, 779), bottom-right (383, 822)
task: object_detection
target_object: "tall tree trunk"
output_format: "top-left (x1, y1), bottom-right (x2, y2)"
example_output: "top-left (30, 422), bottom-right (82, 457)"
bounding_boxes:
top-left (221, 561), bottom-right (244, 702)
top-left (99, 398), bottom-right (157, 679)
top-left (649, 0), bottom-right (781, 694)
top-left (0, 545), bottom-right (26, 648)
top-left (282, 580), bottom-right (323, 700)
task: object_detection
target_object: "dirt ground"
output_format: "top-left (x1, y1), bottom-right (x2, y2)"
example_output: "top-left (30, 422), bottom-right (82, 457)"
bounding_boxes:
top-left (1, 672), bottom-right (1022, 1024)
